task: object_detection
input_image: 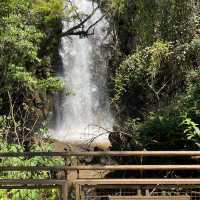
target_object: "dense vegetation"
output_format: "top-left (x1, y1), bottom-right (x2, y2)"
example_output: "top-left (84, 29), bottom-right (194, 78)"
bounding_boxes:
top-left (106, 0), bottom-right (200, 151)
top-left (1, 0), bottom-right (200, 198)
top-left (0, 0), bottom-right (106, 198)
top-left (0, 0), bottom-right (65, 147)
top-left (0, 0), bottom-right (67, 198)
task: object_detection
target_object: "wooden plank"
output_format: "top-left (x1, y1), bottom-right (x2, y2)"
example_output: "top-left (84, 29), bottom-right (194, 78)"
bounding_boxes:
top-left (75, 183), bottom-right (80, 200)
top-left (0, 185), bottom-right (60, 189)
top-left (0, 152), bottom-right (67, 158)
top-left (109, 196), bottom-right (190, 200)
top-left (93, 185), bottom-right (197, 190)
top-left (0, 179), bottom-right (66, 186)
top-left (1, 165), bottom-right (200, 171)
top-left (76, 178), bottom-right (200, 185)
top-left (0, 166), bottom-right (65, 171)
top-left (68, 151), bottom-right (200, 157)
top-left (61, 182), bottom-right (68, 200)
top-left (67, 165), bottom-right (200, 171)
top-left (0, 151), bottom-right (200, 158)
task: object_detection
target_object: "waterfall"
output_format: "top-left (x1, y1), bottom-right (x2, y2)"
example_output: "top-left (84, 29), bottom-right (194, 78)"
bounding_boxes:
top-left (51, 0), bottom-right (113, 145)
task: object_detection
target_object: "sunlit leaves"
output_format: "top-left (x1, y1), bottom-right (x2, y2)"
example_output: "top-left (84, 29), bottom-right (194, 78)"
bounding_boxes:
top-left (109, 0), bottom-right (125, 14)
top-left (0, 0), bottom-right (64, 92)
top-left (0, 139), bottom-right (64, 199)
top-left (113, 41), bottom-right (172, 104)
top-left (38, 77), bottom-right (64, 91)
top-left (32, 0), bottom-right (65, 22)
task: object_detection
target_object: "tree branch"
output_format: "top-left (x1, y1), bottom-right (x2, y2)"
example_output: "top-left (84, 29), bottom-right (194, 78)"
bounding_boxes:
top-left (8, 91), bottom-right (20, 145)
top-left (61, 3), bottom-right (105, 37)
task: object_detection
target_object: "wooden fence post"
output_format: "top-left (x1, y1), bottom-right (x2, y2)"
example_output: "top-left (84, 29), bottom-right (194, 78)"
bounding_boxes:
top-left (61, 182), bottom-right (68, 200)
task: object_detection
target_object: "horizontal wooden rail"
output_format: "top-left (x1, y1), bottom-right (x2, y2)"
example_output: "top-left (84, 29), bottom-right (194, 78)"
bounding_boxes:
top-left (67, 164), bottom-right (200, 171)
top-left (1, 151), bottom-right (200, 158)
top-left (1, 165), bottom-right (200, 171)
top-left (0, 152), bottom-right (67, 158)
top-left (0, 179), bottom-right (66, 186)
top-left (110, 197), bottom-right (191, 200)
top-left (0, 185), bottom-right (61, 189)
top-left (76, 178), bottom-right (200, 185)
top-left (0, 179), bottom-right (68, 200)
top-left (0, 166), bottom-right (64, 171)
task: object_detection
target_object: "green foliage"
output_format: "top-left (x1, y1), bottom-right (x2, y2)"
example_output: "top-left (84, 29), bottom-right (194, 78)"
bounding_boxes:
top-left (0, 138), bottom-right (64, 199)
top-left (113, 65), bottom-right (200, 150)
top-left (108, 0), bottom-right (200, 152)
top-left (106, 0), bottom-right (125, 14)
top-left (113, 41), bottom-right (172, 112)
top-left (33, 0), bottom-right (65, 22)
top-left (0, 1), bottom-right (70, 197)
top-left (0, 0), bottom-right (65, 146)
top-left (136, 93), bottom-right (200, 150)
top-left (137, 115), bottom-right (184, 150)
top-left (181, 116), bottom-right (200, 147)
top-left (7, 64), bottom-right (63, 91)
top-left (0, 0), bottom-right (63, 92)
top-left (113, 35), bottom-right (200, 117)
top-left (39, 77), bottom-right (64, 91)
top-left (7, 65), bottom-right (38, 90)
top-left (163, 0), bottom-right (195, 43)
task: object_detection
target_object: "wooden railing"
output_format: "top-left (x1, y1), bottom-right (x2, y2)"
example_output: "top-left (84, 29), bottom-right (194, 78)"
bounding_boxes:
top-left (1, 151), bottom-right (200, 157)
top-left (1, 151), bottom-right (200, 200)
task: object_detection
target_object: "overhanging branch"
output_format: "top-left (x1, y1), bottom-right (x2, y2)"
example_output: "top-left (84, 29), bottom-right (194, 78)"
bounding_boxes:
top-left (61, 2), bottom-right (105, 38)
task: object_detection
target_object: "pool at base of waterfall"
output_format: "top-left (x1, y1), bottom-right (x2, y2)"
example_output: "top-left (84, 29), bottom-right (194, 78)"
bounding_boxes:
top-left (49, 127), bottom-right (111, 147)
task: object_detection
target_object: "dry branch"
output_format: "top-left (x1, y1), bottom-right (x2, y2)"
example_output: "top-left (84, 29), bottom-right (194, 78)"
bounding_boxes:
top-left (61, 2), bottom-right (105, 37)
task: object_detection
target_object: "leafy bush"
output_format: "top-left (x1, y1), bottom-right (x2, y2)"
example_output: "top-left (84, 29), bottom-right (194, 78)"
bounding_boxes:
top-left (112, 66), bottom-right (200, 150)
top-left (33, 0), bottom-right (65, 22)
top-left (0, 138), bottom-right (64, 200)
top-left (113, 41), bottom-right (172, 104)
top-left (113, 36), bottom-right (200, 117)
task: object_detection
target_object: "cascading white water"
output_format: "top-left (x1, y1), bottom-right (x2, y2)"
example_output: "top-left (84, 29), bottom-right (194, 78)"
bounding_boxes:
top-left (51, 0), bottom-right (113, 144)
